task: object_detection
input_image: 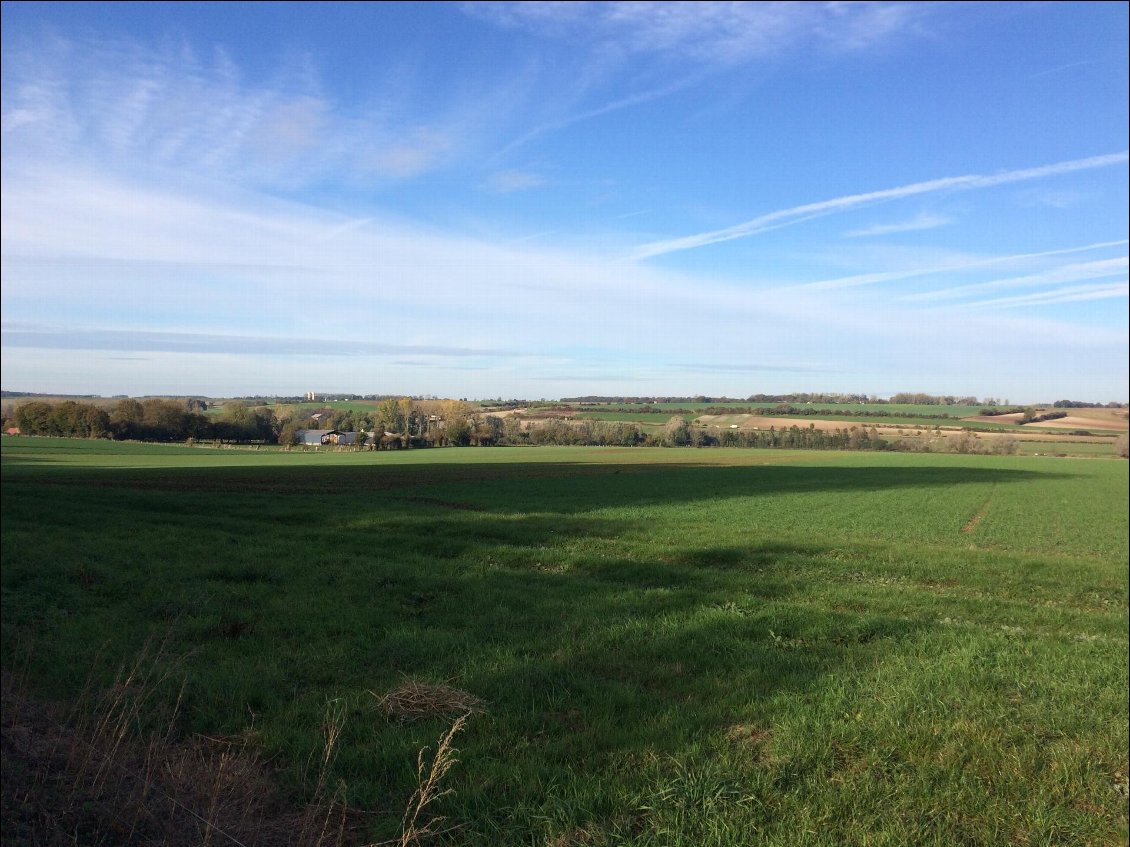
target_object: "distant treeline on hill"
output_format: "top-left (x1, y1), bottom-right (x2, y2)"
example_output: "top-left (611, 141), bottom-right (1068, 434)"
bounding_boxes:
top-left (1052, 399), bottom-right (1126, 408)
top-left (978, 408), bottom-right (1074, 424)
top-left (234, 393), bottom-right (429, 404)
top-left (564, 393), bottom-right (1002, 406)
top-left (610, 404), bottom-right (971, 420)
top-left (5, 397), bottom-right (1029, 456)
top-left (1, 390), bottom-right (104, 399)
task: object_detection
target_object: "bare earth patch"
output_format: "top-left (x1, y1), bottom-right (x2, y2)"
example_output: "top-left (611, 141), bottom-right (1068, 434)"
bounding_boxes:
top-left (1022, 414), bottom-right (1128, 431)
top-left (963, 488), bottom-right (995, 533)
top-left (963, 409), bottom-right (1127, 431)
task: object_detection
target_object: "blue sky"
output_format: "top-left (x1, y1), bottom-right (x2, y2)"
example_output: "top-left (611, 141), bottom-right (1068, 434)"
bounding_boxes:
top-left (2, 1), bottom-right (1127, 401)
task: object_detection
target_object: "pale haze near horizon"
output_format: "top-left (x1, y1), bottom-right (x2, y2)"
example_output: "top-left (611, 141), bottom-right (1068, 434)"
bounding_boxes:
top-left (1, 1), bottom-right (1127, 403)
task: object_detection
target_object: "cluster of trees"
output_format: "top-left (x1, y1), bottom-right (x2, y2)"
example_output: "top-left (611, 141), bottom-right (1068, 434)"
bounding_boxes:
top-left (1023, 410), bottom-right (1069, 424)
top-left (733, 405), bottom-right (963, 420)
top-left (560, 395), bottom-right (736, 404)
top-left (940, 431), bottom-right (1019, 455)
top-left (888, 393), bottom-right (984, 406)
top-left (432, 415), bottom-right (1035, 455)
top-left (496, 416), bottom-right (897, 451)
top-left (10, 401), bottom-right (114, 439)
top-left (569, 403), bottom-right (986, 421)
top-left (1053, 400), bottom-right (1127, 409)
top-left (6, 397), bottom-right (479, 448)
top-left (10, 399), bottom-right (275, 443)
top-left (275, 399), bottom-right (467, 447)
top-left (979, 407), bottom-right (1074, 424)
top-left (978, 406), bottom-right (1026, 416)
top-left (695, 423), bottom-right (895, 451)
top-left (745, 393), bottom-right (880, 404)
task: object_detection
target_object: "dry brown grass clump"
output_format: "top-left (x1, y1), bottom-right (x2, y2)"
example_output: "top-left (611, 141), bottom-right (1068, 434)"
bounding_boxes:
top-left (372, 680), bottom-right (486, 722)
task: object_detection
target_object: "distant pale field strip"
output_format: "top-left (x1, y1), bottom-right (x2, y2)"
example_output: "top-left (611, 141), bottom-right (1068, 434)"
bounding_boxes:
top-left (1007, 414), bottom-right (1125, 431)
top-left (577, 402), bottom-right (996, 416)
top-left (964, 410), bottom-right (1129, 430)
top-left (697, 414), bottom-right (962, 430)
top-left (697, 413), bottom-right (1125, 438)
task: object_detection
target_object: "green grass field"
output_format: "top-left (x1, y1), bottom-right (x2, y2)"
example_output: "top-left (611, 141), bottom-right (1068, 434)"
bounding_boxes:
top-left (2, 438), bottom-right (1127, 845)
top-left (575, 411), bottom-right (689, 425)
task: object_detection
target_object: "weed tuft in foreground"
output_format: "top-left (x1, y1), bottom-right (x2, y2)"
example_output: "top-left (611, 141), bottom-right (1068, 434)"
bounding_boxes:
top-left (397, 712), bottom-right (468, 847)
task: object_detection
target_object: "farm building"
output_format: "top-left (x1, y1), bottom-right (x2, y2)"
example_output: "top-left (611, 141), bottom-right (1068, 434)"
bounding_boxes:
top-left (297, 429), bottom-right (336, 445)
top-left (296, 429), bottom-right (373, 447)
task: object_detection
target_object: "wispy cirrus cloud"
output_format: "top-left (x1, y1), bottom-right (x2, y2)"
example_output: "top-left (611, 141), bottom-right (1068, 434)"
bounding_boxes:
top-left (465, 2), bottom-right (935, 64)
top-left (785, 239), bottom-right (1129, 293)
top-left (904, 257), bottom-right (1129, 303)
top-left (670, 361), bottom-right (831, 374)
top-left (0, 37), bottom-right (480, 189)
top-left (491, 74), bottom-right (703, 160)
top-left (844, 211), bottom-right (952, 238)
top-left (474, 1), bottom-right (944, 159)
top-left (631, 152), bottom-right (1130, 260)
top-left (483, 169), bottom-right (547, 193)
top-left (965, 282), bottom-right (1129, 310)
top-left (0, 326), bottom-right (511, 358)
top-left (1016, 187), bottom-right (1085, 209)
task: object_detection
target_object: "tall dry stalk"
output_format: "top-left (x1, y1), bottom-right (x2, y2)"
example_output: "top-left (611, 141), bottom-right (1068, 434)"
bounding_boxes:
top-left (398, 712), bottom-right (468, 847)
top-left (296, 697), bottom-right (350, 847)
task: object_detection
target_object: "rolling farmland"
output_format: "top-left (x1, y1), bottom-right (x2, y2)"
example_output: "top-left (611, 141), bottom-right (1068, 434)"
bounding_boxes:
top-left (2, 438), bottom-right (1127, 845)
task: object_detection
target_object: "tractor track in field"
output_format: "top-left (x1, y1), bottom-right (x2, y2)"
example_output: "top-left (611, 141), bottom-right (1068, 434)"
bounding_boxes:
top-left (963, 485), bottom-right (996, 534)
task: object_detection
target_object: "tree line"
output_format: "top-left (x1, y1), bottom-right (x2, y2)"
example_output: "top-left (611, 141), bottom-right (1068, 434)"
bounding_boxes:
top-left (8, 399), bottom-right (275, 443)
top-left (562, 392), bottom-right (1002, 406)
top-left (0, 400), bottom-right (1025, 455)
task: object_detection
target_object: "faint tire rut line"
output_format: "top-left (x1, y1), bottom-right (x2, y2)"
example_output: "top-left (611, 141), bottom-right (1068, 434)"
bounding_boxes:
top-left (963, 484), bottom-right (996, 534)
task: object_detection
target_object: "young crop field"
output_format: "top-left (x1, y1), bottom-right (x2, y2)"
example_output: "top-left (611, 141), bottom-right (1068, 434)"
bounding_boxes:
top-left (1018, 440), bottom-right (1126, 457)
top-left (2, 438), bottom-right (1127, 846)
top-left (575, 411), bottom-right (691, 424)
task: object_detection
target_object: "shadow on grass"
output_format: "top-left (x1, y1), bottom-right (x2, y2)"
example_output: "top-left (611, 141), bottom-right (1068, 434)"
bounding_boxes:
top-left (1, 455), bottom-right (1065, 506)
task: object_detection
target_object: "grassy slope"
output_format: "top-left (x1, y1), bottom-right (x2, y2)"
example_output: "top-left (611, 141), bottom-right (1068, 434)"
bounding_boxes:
top-left (2, 439), bottom-right (1127, 845)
